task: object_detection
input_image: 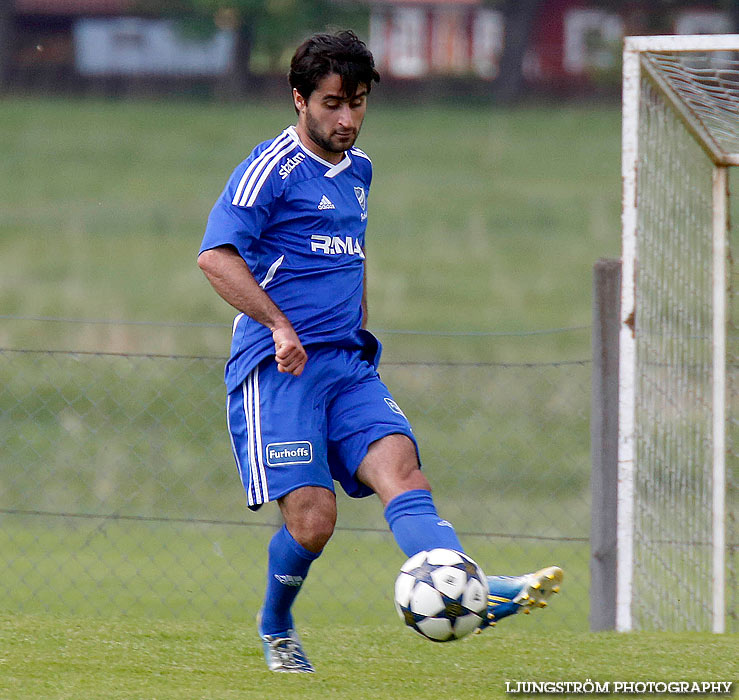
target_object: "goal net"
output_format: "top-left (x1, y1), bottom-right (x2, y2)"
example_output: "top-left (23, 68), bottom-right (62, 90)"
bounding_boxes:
top-left (619, 35), bottom-right (739, 633)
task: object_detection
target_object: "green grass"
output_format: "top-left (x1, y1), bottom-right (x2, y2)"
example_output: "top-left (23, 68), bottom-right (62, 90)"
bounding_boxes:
top-left (2, 613), bottom-right (736, 700)
top-left (0, 96), bottom-right (623, 360)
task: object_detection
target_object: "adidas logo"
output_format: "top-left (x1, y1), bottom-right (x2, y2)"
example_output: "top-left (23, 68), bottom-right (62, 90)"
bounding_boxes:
top-left (318, 195), bottom-right (335, 210)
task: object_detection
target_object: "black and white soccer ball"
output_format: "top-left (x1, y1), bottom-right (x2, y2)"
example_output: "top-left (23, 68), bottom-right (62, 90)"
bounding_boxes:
top-left (394, 548), bottom-right (487, 642)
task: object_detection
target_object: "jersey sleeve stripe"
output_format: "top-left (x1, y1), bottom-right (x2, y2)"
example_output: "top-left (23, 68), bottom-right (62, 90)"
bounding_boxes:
top-left (350, 147), bottom-right (372, 162)
top-left (242, 141), bottom-right (298, 207)
top-left (231, 131), bottom-right (291, 206)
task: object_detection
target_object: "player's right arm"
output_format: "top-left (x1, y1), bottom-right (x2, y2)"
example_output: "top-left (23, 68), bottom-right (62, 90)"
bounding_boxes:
top-left (200, 138), bottom-right (308, 376)
top-left (197, 245), bottom-right (307, 376)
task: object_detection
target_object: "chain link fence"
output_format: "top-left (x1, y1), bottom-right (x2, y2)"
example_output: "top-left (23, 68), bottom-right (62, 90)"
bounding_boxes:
top-left (0, 321), bottom-right (592, 631)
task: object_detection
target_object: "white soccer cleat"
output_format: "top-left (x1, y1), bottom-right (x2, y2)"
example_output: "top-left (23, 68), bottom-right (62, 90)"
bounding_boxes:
top-left (257, 609), bottom-right (315, 673)
top-left (261, 629), bottom-right (315, 673)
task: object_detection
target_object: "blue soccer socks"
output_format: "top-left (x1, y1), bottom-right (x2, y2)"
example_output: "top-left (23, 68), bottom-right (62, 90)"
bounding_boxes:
top-left (384, 489), bottom-right (464, 558)
top-left (259, 524), bottom-right (321, 637)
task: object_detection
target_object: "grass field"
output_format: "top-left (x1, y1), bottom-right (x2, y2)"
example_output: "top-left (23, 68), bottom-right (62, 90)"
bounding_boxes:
top-left (1, 96), bottom-right (737, 697)
top-left (2, 614), bottom-right (737, 700)
top-left (0, 96), bottom-right (623, 358)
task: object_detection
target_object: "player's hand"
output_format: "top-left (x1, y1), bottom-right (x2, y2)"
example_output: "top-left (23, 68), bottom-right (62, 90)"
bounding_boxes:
top-left (272, 325), bottom-right (307, 376)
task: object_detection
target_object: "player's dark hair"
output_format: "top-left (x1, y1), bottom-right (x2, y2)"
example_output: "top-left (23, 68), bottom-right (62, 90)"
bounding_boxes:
top-left (288, 30), bottom-right (380, 106)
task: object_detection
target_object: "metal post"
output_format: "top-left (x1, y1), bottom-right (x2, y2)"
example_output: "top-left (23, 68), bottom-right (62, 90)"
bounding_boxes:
top-left (590, 258), bottom-right (621, 631)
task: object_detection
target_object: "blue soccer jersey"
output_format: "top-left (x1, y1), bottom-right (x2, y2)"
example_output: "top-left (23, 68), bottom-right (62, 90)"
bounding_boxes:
top-left (201, 125), bottom-right (376, 392)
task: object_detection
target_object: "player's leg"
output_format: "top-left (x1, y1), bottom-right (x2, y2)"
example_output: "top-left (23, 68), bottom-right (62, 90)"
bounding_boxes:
top-left (260, 485), bottom-right (335, 636)
top-left (326, 354), bottom-right (466, 557)
top-left (227, 353), bottom-right (337, 672)
top-left (357, 435), bottom-right (563, 628)
top-left (257, 485), bottom-right (335, 673)
top-left (355, 434), bottom-right (466, 557)
top-left (326, 351), bottom-right (563, 630)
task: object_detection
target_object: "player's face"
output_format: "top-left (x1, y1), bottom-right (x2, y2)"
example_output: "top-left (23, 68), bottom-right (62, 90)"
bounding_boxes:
top-left (294, 73), bottom-right (368, 164)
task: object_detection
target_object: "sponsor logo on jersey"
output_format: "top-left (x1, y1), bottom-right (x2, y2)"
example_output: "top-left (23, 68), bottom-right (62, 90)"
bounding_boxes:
top-left (310, 234), bottom-right (365, 258)
top-left (265, 441), bottom-right (313, 466)
top-left (384, 397), bottom-right (406, 417)
top-left (278, 152), bottom-right (305, 180)
top-left (317, 194), bottom-right (335, 210)
top-left (274, 574), bottom-right (304, 587)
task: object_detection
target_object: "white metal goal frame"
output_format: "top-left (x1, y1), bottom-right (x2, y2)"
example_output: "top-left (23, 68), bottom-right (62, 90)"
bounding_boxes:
top-left (619, 34), bottom-right (739, 633)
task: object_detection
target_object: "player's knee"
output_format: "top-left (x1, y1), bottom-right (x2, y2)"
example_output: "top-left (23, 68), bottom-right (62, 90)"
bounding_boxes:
top-left (380, 436), bottom-right (427, 490)
top-left (289, 512), bottom-right (336, 553)
top-left (396, 467), bottom-right (431, 493)
top-left (280, 487), bottom-right (337, 553)
top-left (357, 434), bottom-right (429, 503)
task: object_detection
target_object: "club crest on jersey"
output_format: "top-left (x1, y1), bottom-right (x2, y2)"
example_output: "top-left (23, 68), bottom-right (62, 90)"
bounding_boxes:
top-left (354, 186), bottom-right (368, 220)
top-left (278, 152), bottom-right (305, 180)
top-left (310, 234), bottom-right (365, 258)
top-left (266, 441), bottom-right (313, 466)
top-left (354, 186), bottom-right (366, 210)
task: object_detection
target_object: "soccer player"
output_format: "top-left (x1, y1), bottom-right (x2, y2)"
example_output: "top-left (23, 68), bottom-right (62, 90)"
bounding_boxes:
top-left (198, 30), bottom-right (562, 674)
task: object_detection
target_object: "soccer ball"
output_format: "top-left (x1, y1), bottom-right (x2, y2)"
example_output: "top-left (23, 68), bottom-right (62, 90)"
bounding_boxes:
top-left (394, 548), bottom-right (487, 642)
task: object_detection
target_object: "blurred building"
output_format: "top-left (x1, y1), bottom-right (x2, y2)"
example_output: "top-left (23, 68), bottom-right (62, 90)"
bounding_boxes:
top-left (368, 0), bottom-right (503, 78)
top-left (2, 0), bottom-right (736, 96)
top-left (368, 0), bottom-right (734, 87)
top-left (8, 0), bottom-right (235, 91)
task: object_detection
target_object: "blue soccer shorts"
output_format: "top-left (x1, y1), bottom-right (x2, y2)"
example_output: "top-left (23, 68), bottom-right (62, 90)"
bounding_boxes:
top-left (226, 345), bottom-right (419, 510)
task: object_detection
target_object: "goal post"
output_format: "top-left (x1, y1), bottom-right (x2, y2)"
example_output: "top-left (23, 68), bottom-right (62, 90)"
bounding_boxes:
top-left (618, 34), bottom-right (738, 633)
